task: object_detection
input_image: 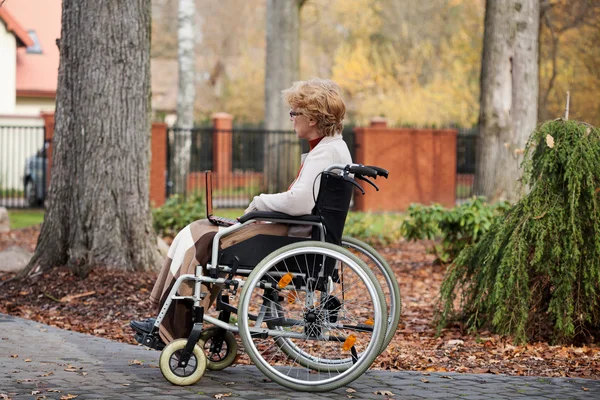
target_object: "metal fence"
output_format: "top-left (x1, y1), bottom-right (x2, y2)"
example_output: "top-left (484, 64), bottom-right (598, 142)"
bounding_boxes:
top-left (0, 125), bottom-right (47, 208)
top-left (167, 125), bottom-right (475, 207)
top-left (0, 124), bottom-right (476, 209)
top-left (456, 127), bottom-right (478, 200)
top-left (166, 127), bottom-right (356, 208)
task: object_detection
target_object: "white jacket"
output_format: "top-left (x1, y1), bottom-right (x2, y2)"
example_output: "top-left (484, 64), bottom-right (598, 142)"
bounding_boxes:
top-left (249, 133), bottom-right (352, 216)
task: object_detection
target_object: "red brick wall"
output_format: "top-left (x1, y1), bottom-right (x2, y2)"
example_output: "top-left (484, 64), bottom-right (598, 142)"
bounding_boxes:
top-left (353, 119), bottom-right (457, 212)
top-left (41, 112), bottom-right (457, 212)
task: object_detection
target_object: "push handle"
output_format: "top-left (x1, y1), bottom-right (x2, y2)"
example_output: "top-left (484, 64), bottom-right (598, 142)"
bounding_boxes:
top-left (347, 165), bottom-right (378, 178)
top-left (365, 165), bottom-right (389, 179)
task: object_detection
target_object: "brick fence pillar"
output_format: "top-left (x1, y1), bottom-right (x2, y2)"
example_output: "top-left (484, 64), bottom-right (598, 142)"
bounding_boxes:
top-left (150, 122), bottom-right (167, 207)
top-left (40, 112), bottom-right (54, 192)
top-left (353, 118), bottom-right (457, 212)
top-left (212, 112), bottom-right (233, 176)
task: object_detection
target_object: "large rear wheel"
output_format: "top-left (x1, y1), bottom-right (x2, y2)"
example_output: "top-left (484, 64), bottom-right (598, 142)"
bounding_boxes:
top-left (238, 241), bottom-right (386, 392)
top-left (342, 236), bottom-right (401, 351)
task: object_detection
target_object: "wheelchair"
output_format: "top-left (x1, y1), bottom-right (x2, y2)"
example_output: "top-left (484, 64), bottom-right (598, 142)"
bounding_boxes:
top-left (138, 164), bottom-right (401, 392)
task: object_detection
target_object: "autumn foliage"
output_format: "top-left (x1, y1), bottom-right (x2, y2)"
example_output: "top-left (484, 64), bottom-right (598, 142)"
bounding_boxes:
top-left (437, 120), bottom-right (600, 345)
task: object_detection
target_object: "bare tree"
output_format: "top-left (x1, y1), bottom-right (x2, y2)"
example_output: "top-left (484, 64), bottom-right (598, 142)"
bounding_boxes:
top-left (264, 0), bottom-right (306, 193)
top-left (172, 0), bottom-right (196, 194)
top-left (22, 0), bottom-right (160, 278)
top-left (475, 0), bottom-right (540, 202)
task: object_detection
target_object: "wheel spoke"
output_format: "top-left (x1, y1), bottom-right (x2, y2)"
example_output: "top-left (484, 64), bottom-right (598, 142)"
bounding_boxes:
top-left (238, 242), bottom-right (387, 391)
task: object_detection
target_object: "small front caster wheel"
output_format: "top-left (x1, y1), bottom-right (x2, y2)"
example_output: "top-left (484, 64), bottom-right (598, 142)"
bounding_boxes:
top-left (159, 338), bottom-right (207, 386)
top-left (198, 327), bottom-right (238, 371)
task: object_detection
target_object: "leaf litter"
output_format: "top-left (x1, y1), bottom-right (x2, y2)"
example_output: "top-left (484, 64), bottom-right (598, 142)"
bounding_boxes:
top-left (1, 228), bottom-right (599, 379)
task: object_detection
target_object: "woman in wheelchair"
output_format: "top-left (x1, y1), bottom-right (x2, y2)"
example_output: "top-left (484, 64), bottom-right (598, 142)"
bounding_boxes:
top-left (130, 78), bottom-right (352, 345)
top-left (130, 79), bottom-right (399, 392)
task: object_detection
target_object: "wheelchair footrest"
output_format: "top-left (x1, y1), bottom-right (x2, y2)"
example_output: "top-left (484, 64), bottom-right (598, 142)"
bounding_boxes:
top-left (135, 332), bottom-right (165, 351)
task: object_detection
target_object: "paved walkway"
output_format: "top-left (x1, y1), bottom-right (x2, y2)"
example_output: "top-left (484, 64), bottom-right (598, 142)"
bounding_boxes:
top-left (1, 314), bottom-right (599, 400)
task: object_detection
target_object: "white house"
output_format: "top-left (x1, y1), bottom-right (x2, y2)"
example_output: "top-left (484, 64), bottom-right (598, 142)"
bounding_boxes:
top-left (0, 0), bottom-right (60, 194)
top-left (0, 0), bottom-right (60, 121)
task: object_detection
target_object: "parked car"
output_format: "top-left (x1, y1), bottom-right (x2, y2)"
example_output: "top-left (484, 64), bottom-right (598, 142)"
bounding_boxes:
top-left (23, 147), bottom-right (47, 207)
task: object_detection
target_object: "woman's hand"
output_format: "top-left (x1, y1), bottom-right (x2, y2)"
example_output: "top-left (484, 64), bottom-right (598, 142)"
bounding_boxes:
top-left (244, 199), bottom-right (258, 214)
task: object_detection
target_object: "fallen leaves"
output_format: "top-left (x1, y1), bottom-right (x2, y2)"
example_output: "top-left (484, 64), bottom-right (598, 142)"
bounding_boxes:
top-left (2, 235), bottom-right (600, 380)
top-left (374, 390), bottom-right (394, 396)
top-left (214, 393), bottom-right (231, 399)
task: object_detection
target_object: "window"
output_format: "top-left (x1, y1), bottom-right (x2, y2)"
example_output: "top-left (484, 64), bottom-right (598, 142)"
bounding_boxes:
top-left (26, 30), bottom-right (42, 54)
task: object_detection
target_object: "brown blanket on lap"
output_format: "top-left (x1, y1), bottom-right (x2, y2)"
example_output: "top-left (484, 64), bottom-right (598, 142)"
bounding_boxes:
top-left (149, 219), bottom-right (288, 343)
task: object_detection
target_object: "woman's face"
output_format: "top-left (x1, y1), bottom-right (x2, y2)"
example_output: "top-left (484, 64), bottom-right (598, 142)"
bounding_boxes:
top-left (290, 110), bottom-right (320, 140)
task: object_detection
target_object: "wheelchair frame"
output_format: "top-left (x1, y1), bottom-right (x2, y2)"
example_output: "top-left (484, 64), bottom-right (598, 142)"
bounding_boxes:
top-left (142, 164), bottom-right (399, 392)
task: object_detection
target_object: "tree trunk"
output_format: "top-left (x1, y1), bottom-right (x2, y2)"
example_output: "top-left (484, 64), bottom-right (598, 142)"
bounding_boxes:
top-left (475, 0), bottom-right (539, 202)
top-left (264, 0), bottom-right (304, 193)
top-left (172, 0), bottom-right (196, 194)
top-left (21, 0), bottom-right (160, 278)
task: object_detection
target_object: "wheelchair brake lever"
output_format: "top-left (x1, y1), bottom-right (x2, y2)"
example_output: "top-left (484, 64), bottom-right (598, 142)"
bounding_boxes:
top-left (356, 175), bottom-right (379, 191)
top-left (344, 175), bottom-right (365, 195)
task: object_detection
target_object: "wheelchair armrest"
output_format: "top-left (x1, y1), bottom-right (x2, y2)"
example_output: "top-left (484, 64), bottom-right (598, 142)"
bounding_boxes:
top-left (238, 211), bottom-right (321, 224)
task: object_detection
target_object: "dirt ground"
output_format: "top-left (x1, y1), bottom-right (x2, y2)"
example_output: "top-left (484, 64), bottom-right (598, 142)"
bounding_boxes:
top-left (1, 226), bottom-right (599, 380)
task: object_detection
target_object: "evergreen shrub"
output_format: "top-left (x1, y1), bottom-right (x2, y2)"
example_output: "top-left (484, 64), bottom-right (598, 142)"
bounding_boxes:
top-left (437, 120), bottom-right (600, 344)
top-left (401, 198), bottom-right (510, 263)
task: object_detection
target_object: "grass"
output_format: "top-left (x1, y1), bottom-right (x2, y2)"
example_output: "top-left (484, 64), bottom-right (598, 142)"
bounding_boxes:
top-left (214, 208), bottom-right (245, 219)
top-left (8, 209), bottom-right (45, 230)
top-left (456, 182), bottom-right (474, 199)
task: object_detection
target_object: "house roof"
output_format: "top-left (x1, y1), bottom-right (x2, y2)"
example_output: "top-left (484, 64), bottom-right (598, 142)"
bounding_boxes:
top-left (0, 7), bottom-right (33, 47)
top-left (4, 0), bottom-right (62, 98)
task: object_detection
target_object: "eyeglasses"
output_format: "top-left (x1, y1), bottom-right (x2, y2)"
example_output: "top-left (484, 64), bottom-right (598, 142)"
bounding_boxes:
top-left (289, 111), bottom-right (302, 118)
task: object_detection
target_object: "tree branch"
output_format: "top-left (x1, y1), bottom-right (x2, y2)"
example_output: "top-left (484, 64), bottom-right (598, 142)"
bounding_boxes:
top-left (540, 5), bottom-right (559, 120)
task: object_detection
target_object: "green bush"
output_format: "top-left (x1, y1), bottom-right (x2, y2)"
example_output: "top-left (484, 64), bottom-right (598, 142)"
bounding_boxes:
top-left (152, 194), bottom-right (205, 237)
top-left (437, 120), bottom-right (600, 345)
top-left (151, 196), bottom-right (404, 245)
top-left (344, 212), bottom-right (404, 245)
top-left (401, 197), bottom-right (510, 263)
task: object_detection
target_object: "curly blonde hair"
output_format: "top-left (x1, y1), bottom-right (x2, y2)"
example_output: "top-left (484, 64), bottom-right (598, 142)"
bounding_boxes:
top-left (282, 78), bottom-right (346, 137)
